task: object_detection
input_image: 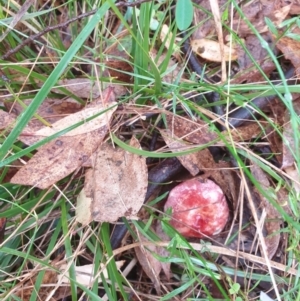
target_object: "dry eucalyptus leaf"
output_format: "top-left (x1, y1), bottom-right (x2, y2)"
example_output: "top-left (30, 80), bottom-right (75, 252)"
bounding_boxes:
top-left (160, 24), bottom-right (181, 59)
top-left (155, 221), bottom-right (171, 281)
top-left (276, 36), bottom-right (300, 76)
top-left (135, 230), bottom-right (161, 294)
top-left (282, 101), bottom-right (300, 169)
top-left (0, 110), bottom-right (16, 131)
top-left (165, 114), bottom-right (238, 202)
top-left (160, 128), bottom-right (201, 176)
top-left (191, 39), bottom-right (237, 62)
top-left (55, 78), bottom-right (101, 98)
top-left (19, 89), bottom-right (116, 146)
top-left (58, 261), bottom-right (125, 286)
top-left (165, 115), bottom-right (217, 145)
top-left (5, 97), bottom-right (82, 130)
top-left (89, 137), bottom-right (148, 223)
top-left (76, 169), bottom-right (93, 225)
top-left (11, 129), bottom-right (107, 189)
top-left (232, 2), bottom-right (290, 37)
top-left (251, 164), bottom-right (281, 259)
top-left (15, 269), bottom-right (71, 301)
top-left (11, 89), bottom-right (117, 189)
top-left (233, 34), bottom-right (276, 84)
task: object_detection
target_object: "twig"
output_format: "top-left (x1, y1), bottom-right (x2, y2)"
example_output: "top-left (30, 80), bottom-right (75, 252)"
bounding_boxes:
top-left (228, 66), bottom-right (296, 127)
top-left (1, 0), bottom-right (153, 60)
top-left (182, 36), bottom-right (225, 118)
top-left (0, 0), bottom-right (34, 43)
top-left (182, 36), bottom-right (296, 128)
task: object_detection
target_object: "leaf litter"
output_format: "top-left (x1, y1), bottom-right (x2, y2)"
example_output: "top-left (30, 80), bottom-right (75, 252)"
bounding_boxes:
top-left (1, 0), bottom-right (300, 300)
top-left (10, 87), bottom-right (117, 189)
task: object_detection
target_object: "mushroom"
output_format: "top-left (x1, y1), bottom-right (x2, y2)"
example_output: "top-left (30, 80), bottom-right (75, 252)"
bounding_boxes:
top-left (164, 178), bottom-right (229, 238)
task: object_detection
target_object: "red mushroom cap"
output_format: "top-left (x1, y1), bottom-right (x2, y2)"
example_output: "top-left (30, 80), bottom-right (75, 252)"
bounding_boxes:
top-left (164, 178), bottom-right (229, 238)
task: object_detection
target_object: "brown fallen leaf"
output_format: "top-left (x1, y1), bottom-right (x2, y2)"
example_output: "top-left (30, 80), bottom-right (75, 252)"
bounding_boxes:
top-left (233, 34), bottom-right (276, 84)
top-left (135, 229), bottom-right (162, 294)
top-left (230, 122), bottom-right (264, 141)
top-left (165, 114), bottom-right (260, 203)
top-left (161, 122), bottom-right (262, 178)
top-left (166, 114), bottom-right (263, 144)
top-left (11, 130), bottom-right (106, 189)
top-left (250, 164), bottom-right (281, 259)
top-left (78, 137), bottom-right (148, 223)
top-left (276, 35), bottom-right (300, 77)
top-left (14, 260), bottom-right (125, 301)
top-left (160, 128), bottom-right (202, 176)
top-left (5, 97), bottom-right (83, 133)
top-left (19, 100), bottom-right (117, 146)
top-left (232, 2), bottom-right (290, 37)
top-left (55, 78), bottom-right (101, 98)
top-left (58, 261), bottom-right (125, 286)
top-left (103, 60), bottom-right (133, 83)
top-left (289, 0), bottom-right (300, 14)
top-left (155, 221), bottom-right (171, 281)
top-left (0, 217), bottom-right (6, 244)
top-left (165, 114), bottom-right (217, 145)
top-left (191, 38), bottom-right (237, 62)
top-left (0, 110), bottom-right (16, 132)
top-left (14, 268), bottom-right (72, 301)
top-left (281, 100), bottom-right (300, 193)
top-left (10, 88), bottom-right (117, 189)
top-left (76, 169), bottom-right (94, 225)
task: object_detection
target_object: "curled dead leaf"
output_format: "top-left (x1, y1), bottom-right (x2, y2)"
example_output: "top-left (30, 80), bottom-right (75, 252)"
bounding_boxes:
top-left (58, 261), bottom-right (125, 286)
top-left (251, 164), bottom-right (281, 259)
top-left (160, 24), bottom-right (181, 59)
top-left (276, 36), bottom-right (300, 77)
top-left (282, 100), bottom-right (300, 193)
top-left (191, 39), bottom-right (237, 62)
top-left (135, 230), bottom-right (161, 294)
top-left (160, 128), bottom-right (202, 176)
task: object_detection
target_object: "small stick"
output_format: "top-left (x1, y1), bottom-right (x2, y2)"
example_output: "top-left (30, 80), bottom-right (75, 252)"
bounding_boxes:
top-left (182, 36), bottom-right (225, 118)
top-left (228, 67), bottom-right (296, 127)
